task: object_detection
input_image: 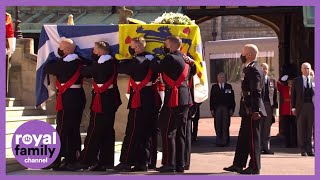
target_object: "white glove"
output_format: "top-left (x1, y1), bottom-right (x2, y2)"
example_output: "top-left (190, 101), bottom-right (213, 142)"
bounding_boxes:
top-left (98, 54), bottom-right (112, 64)
top-left (281, 75), bottom-right (289, 81)
top-left (145, 54), bottom-right (154, 61)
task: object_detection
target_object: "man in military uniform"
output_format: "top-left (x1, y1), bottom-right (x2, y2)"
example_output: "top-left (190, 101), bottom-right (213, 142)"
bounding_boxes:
top-left (152, 36), bottom-right (196, 173)
top-left (44, 38), bottom-right (86, 170)
top-left (210, 72), bottom-right (235, 147)
top-left (70, 41), bottom-right (122, 171)
top-left (223, 44), bottom-right (266, 175)
top-left (114, 37), bottom-right (161, 172)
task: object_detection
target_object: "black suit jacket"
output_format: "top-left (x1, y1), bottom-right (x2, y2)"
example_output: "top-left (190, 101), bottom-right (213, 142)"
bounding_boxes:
top-left (239, 60), bottom-right (267, 117)
top-left (151, 50), bottom-right (196, 106)
top-left (210, 83), bottom-right (235, 112)
top-left (291, 76), bottom-right (315, 116)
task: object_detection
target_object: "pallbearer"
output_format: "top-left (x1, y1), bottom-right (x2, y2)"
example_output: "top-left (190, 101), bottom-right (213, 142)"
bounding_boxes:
top-left (44, 38), bottom-right (86, 170)
top-left (114, 37), bottom-right (161, 172)
top-left (71, 41), bottom-right (121, 171)
top-left (151, 36), bottom-right (196, 173)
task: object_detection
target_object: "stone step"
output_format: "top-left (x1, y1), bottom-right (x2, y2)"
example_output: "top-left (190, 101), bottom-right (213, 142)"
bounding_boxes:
top-left (6, 158), bottom-right (27, 173)
top-left (6, 106), bottom-right (46, 117)
top-left (6, 115), bottom-right (56, 129)
top-left (6, 98), bottom-right (22, 107)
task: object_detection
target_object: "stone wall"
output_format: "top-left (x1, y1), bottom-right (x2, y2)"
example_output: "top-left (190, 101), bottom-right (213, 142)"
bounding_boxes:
top-left (199, 16), bottom-right (277, 42)
top-left (8, 38), bottom-right (130, 141)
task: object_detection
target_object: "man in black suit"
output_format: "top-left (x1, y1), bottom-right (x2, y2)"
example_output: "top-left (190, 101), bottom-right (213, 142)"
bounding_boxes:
top-left (260, 63), bottom-right (278, 155)
top-left (223, 44), bottom-right (266, 175)
top-left (291, 62), bottom-right (315, 157)
top-left (210, 72), bottom-right (235, 147)
top-left (151, 36), bottom-right (196, 173)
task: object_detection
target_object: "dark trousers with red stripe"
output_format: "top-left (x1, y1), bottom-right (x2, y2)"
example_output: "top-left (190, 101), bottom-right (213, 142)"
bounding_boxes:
top-left (233, 116), bottom-right (261, 170)
top-left (80, 110), bottom-right (116, 167)
top-left (146, 112), bottom-right (160, 166)
top-left (119, 108), bottom-right (154, 166)
top-left (160, 105), bottom-right (189, 168)
top-left (56, 89), bottom-right (86, 164)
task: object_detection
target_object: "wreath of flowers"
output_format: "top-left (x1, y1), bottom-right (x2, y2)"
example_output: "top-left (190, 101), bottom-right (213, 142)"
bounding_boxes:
top-left (153, 12), bottom-right (195, 25)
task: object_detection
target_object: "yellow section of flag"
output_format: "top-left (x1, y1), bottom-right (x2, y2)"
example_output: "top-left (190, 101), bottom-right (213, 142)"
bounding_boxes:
top-left (115, 24), bottom-right (205, 84)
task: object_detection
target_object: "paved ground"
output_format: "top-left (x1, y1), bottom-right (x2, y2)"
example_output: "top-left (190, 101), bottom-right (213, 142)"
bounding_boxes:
top-left (7, 117), bottom-right (315, 175)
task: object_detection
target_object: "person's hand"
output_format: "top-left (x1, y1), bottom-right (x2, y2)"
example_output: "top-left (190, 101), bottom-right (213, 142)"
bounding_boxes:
top-left (252, 112), bottom-right (261, 120)
top-left (211, 110), bottom-right (215, 117)
top-left (292, 109), bottom-right (296, 116)
top-left (182, 54), bottom-right (195, 66)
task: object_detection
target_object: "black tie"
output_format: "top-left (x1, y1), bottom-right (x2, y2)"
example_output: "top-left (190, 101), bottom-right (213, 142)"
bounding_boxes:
top-left (306, 77), bottom-right (310, 89)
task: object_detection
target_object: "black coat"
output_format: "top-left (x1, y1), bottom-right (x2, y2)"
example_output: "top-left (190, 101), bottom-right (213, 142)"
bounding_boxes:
top-left (210, 83), bottom-right (235, 112)
top-left (117, 52), bottom-right (159, 110)
top-left (239, 60), bottom-right (267, 117)
top-left (151, 50), bottom-right (196, 106)
top-left (81, 59), bottom-right (121, 112)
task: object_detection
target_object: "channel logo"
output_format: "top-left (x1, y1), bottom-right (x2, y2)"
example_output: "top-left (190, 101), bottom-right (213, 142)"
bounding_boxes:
top-left (11, 120), bottom-right (61, 169)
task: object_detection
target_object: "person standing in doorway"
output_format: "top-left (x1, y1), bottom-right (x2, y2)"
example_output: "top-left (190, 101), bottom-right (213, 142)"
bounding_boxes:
top-left (210, 72), bottom-right (235, 147)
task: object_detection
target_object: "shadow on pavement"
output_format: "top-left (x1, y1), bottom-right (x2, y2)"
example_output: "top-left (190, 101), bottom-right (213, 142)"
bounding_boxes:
top-left (190, 135), bottom-right (301, 154)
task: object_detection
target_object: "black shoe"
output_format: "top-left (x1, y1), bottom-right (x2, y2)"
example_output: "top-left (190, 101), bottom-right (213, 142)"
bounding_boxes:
top-left (113, 163), bottom-right (131, 171)
top-left (262, 150), bottom-right (274, 155)
top-left (65, 162), bottom-right (90, 171)
top-left (42, 161), bottom-right (61, 170)
top-left (301, 152), bottom-right (308, 156)
top-left (156, 166), bottom-right (175, 173)
top-left (52, 163), bottom-right (69, 171)
top-left (176, 166), bottom-right (184, 173)
top-left (89, 163), bottom-right (109, 171)
top-left (184, 165), bottom-right (190, 170)
top-left (223, 165), bottom-right (243, 173)
top-left (239, 167), bottom-right (260, 175)
top-left (131, 165), bottom-right (148, 172)
top-left (307, 153), bottom-right (315, 157)
top-left (148, 164), bottom-right (156, 170)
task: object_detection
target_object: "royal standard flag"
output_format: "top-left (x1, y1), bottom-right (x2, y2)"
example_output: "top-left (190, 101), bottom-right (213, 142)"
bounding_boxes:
top-left (36, 24), bottom-right (208, 107)
top-left (116, 24), bottom-right (205, 84)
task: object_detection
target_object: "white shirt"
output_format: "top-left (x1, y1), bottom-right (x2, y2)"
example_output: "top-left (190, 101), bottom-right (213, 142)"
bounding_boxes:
top-left (219, 83), bottom-right (224, 89)
top-left (303, 75), bottom-right (311, 88)
top-left (265, 75), bottom-right (268, 84)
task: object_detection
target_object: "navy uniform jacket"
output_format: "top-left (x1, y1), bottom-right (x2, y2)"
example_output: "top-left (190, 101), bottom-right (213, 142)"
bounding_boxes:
top-left (210, 83), bottom-right (235, 112)
top-left (239, 60), bottom-right (267, 117)
top-left (44, 58), bottom-right (85, 110)
top-left (81, 59), bottom-right (121, 112)
top-left (117, 52), bottom-right (159, 109)
top-left (151, 50), bottom-right (196, 107)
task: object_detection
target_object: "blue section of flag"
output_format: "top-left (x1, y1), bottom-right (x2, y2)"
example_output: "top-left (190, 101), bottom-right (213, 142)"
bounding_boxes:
top-left (38, 26), bottom-right (50, 49)
top-left (56, 25), bottom-right (118, 38)
top-left (36, 25), bottom-right (120, 106)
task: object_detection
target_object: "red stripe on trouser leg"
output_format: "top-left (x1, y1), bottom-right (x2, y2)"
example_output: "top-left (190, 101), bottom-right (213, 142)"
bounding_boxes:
top-left (59, 110), bottom-right (65, 136)
top-left (165, 109), bottom-right (172, 165)
top-left (125, 109), bottom-right (137, 163)
top-left (250, 117), bottom-right (256, 169)
top-left (82, 112), bottom-right (97, 161)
